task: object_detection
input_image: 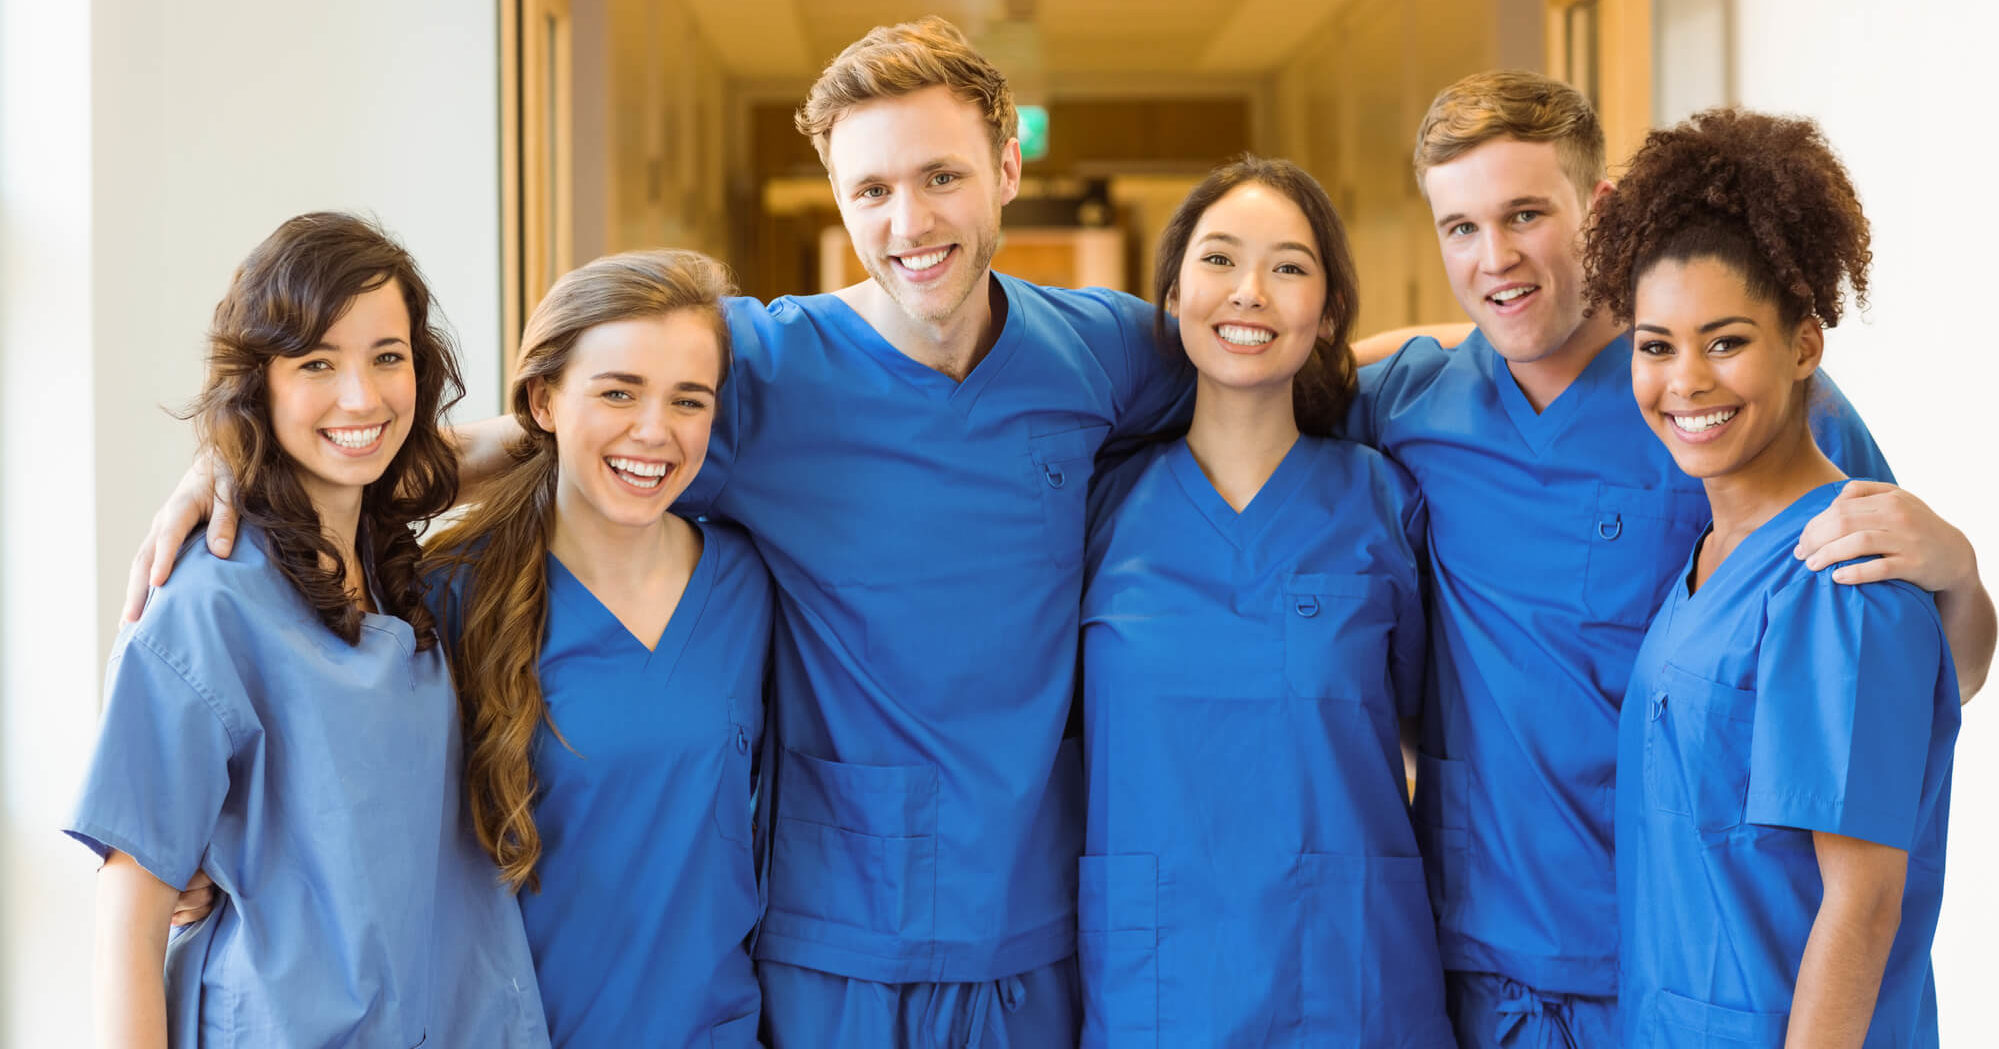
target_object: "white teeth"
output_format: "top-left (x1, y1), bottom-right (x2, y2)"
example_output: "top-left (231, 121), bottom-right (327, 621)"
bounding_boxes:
top-left (607, 457), bottom-right (667, 488)
top-left (898, 248), bottom-right (949, 271)
top-left (322, 425), bottom-right (384, 449)
top-left (1672, 408), bottom-right (1738, 433)
top-left (1491, 286), bottom-right (1536, 303)
top-left (1217, 324), bottom-right (1275, 346)
top-left (608, 456), bottom-right (667, 477)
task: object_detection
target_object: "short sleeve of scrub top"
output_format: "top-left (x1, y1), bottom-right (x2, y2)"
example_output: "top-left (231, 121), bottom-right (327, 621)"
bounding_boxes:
top-left (1076, 287), bottom-right (1194, 458)
top-left (66, 628), bottom-right (237, 889)
top-left (1745, 570), bottom-right (1945, 850)
top-left (676, 295), bottom-right (764, 518)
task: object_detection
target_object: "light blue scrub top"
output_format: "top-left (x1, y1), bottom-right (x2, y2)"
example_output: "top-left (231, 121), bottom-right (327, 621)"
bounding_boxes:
top-left (1347, 331), bottom-right (1889, 995)
top-left (433, 519), bottom-right (773, 1048)
top-left (678, 277), bottom-right (1193, 983)
top-left (1078, 436), bottom-right (1452, 1048)
top-left (1617, 481), bottom-right (1957, 1047)
top-left (66, 526), bottom-right (547, 1048)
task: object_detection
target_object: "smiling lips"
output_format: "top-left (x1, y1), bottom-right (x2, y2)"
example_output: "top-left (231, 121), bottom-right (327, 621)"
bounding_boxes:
top-left (606, 455), bottom-right (669, 491)
top-left (891, 245), bottom-right (955, 281)
top-left (1487, 283), bottom-right (1538, 311)
top-left (1665, 407), bottom-right (1740, 442)
top-left (320, 423), bottom-right (386, 454)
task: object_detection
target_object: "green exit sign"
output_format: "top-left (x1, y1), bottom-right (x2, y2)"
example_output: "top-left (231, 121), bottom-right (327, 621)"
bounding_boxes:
top-left (1018, 105), bottom-right (1049, 162)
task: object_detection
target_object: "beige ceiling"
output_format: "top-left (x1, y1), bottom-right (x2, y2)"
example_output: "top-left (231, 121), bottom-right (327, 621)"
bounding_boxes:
top-left (685, 0), bottom-right (1353, 79)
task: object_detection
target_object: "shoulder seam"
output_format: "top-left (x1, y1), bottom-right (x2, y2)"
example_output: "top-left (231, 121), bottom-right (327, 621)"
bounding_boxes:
top-left (124, 628), bottom-right (244, 752)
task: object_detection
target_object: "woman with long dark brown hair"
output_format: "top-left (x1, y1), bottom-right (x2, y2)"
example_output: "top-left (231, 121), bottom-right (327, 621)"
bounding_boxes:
top-left (424, 250), bottom-right (773, 1047)
top-left (64, 212), bottom-right (546, 1047)
top-left (1076, 157), bottom-right (1451, 1046)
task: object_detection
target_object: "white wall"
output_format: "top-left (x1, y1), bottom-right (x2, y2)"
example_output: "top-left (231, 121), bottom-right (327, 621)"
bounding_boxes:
top-left (0, 0), bottom-right (501, 1042)
top-left (1663, 1), bottom-right (1999, 1039)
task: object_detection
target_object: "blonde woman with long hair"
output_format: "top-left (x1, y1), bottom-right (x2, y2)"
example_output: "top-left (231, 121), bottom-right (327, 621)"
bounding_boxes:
top-left (426, 250), bottom-right (774, 1047)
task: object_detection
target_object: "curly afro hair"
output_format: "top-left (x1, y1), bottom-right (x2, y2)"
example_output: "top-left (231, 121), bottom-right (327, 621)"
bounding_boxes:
top-left (1583, 107), bottom-right (1870, 331)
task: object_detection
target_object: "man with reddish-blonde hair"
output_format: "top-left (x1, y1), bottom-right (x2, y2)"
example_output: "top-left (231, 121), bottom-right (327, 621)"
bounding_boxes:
top-left (1352, 70), bottom-right (1993, 1048)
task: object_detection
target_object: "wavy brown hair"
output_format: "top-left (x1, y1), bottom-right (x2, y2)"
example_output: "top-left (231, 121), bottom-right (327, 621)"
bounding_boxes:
top-left (1583, 107), bottom-right (1871, 330)
top-left (1153, 155), bottom-right (1362, 437)
top-left (426, 249), bottom-right (736, 890)
top-left (188, 211), bottom-right (462, 648)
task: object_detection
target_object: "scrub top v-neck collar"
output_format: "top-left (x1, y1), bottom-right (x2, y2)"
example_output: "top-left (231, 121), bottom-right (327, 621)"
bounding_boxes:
top-left (545, 521), bottom-right (716, 675)
top-left (1165, 436), bottom-right (1315, 552)
top-left (1489, 332), bottom-right (1629, 456)
top-left (815, 273), bottom-right (1026, 409)
top-left (1678, 480), bottom-right (1847, 603)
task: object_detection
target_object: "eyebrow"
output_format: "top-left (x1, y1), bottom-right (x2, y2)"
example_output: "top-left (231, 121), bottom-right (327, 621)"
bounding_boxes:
top-left (314, 336), bottom-right (408, 351)
top-left (1196, 232), bottom-right (1320, 262)
top-left (588, 373), bottom-right (719, 396)
top-left (1634, 316), bottom-right (1760, 335)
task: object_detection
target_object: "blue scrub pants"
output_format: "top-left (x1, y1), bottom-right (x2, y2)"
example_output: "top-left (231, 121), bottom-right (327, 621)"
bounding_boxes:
top-left (1445, 972), bottom-right (1617, 1049)
top-left (760, 956), bottom-right (1079, 1049)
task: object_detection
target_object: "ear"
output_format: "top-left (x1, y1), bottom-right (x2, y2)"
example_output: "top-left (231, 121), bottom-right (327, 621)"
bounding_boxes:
top-left (1164, 285), bottom-right (1179, 318)
top-left (1792, 318), bottom-right (1826, 378)
top-left (1588, 177), bottom-right (1616, 211)
top-left (527, 376), bottom-right (558, 433)
top-left (996, 138), bottom-right (1023, 207)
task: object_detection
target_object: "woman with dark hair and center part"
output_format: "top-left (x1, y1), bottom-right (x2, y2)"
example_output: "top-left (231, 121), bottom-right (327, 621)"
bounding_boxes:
top-left (66, 213), bottom-right (547, 1047)
top-left (1583, 110), bottom-right (1958, 1048)
top-left (424, 250), bottom-right (773, 1047)
top-left (1076, 156), bottom-right (1452, 1046)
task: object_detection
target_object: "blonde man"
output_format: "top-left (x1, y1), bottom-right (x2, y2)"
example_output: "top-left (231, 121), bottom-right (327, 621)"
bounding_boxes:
top-left (1349, 71), bottom-right (1992, 1047)
top-left (132, 16), bottom-right (1190, 1046)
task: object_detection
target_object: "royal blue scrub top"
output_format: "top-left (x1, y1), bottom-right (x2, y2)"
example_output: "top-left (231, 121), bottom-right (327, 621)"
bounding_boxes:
top-left (66, 525), bottom-right (547, 1048)
top-left (1078, 436), bottom-right (1452, 1047)
top-left (677, 277), bottom-right (1192, 983)
top-left (433, 518), bottom-right (774, 1048)
top-left (1617, 481), bottom-right (1957, 1047)
top-left (1347, 332), bottom-right (1889, 995)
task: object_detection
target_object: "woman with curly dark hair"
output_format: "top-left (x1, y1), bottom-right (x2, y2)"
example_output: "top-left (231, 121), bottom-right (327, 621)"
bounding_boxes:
top-left (64, 213), bottom-right (546, 1047)
top-left (1586, 110), bottom-right (1958, 1048)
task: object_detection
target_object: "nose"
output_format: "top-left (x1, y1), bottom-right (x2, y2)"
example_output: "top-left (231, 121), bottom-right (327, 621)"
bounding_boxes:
top-left (1229, 268), bottom-right (1266, 310)
top-left (336, 367), bottom-right (382, 413)
top-left (889, 190), bottom-right (933, 243)
top-left (628, 399), bottom-right (672, 446)
top-left (1665, 346), bottom-right (1716, 398)
top-left (1478, 229), bottom-right (1520, 274)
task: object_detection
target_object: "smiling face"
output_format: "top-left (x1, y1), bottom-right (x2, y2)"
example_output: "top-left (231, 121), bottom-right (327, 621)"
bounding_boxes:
top-left (529, 309), bottom-right (723, 531)
top-left (825, 84), bottom-right (1020, 327)
top-left (265, 279), bottom-right (417, 515)
top-left (1631, 255), bottom-right (1822, 480)
top-left (1170, 183), bottom-right (1330, 397)
top-left (1424, 137), bottom-right (1606, 364)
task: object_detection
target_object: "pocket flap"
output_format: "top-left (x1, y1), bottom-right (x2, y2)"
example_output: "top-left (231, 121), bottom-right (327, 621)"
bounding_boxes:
top-left (778, 748), bottom-right (938, 838)
top-left (1284, 572), bottom-right (1375, 600)
top-left (1028, 424), bottom-right (1110, 466)
top-left (1078, 853), bottom-right (1157, 934)
top-left (1655, 989), bottom-right (1788, 1045)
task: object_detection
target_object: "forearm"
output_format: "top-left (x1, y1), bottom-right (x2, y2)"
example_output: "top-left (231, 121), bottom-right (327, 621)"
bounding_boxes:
top-left (450, 415), bottom-right (528, 500)
top-left (1937, 569), bottom-right (1994, 703)
top-left (1350, 322), bottom-right (1475, 366)
top-left (1787, 834), bottom-right (1903, 1048)
top-left (94, 855), bottom-right (175, 1049)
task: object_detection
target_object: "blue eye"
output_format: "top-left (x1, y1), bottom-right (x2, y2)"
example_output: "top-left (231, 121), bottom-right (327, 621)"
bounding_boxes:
top-left (1449, 222), bottom-right (1475, 237)
top-left (930, 172), bottom-right (958, 187)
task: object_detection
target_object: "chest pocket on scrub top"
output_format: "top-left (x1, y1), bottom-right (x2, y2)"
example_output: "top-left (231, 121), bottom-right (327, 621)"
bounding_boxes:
top-left (1643, 665), bottom-right (1754, 834)
top-left (1584, 483), bottom-right (1706, 628)
top-left (1284, 573), bottom-right (1388, 701)
top-left (1028, 424), bottom-right (1110, 568)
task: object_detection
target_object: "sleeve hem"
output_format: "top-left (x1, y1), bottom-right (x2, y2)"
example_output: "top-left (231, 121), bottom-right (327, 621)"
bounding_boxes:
top-left (1744, 791), bottom-right (1915, 851)
top-left (62, 821), bottom-right (200, 890)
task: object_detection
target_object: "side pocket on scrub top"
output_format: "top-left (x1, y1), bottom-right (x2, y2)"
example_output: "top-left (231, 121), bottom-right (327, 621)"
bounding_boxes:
top-left (767, 748), bottom-right (939, 939)
top-left (1028, 424), bottom-right (1110, 569)
top-left (1077, 853), bottom-right (1159, 1047)
top-left (1583, 483), bottom-right (1705, 628)
top-left (1413, 751), bottom-right (1469, 922)
top-left (1300, 853), bottom-right (1449, 1045)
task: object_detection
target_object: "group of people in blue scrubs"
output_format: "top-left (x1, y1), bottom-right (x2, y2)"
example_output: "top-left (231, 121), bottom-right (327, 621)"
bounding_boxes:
top-left (83, 14), bottom-right (1992, 1049)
